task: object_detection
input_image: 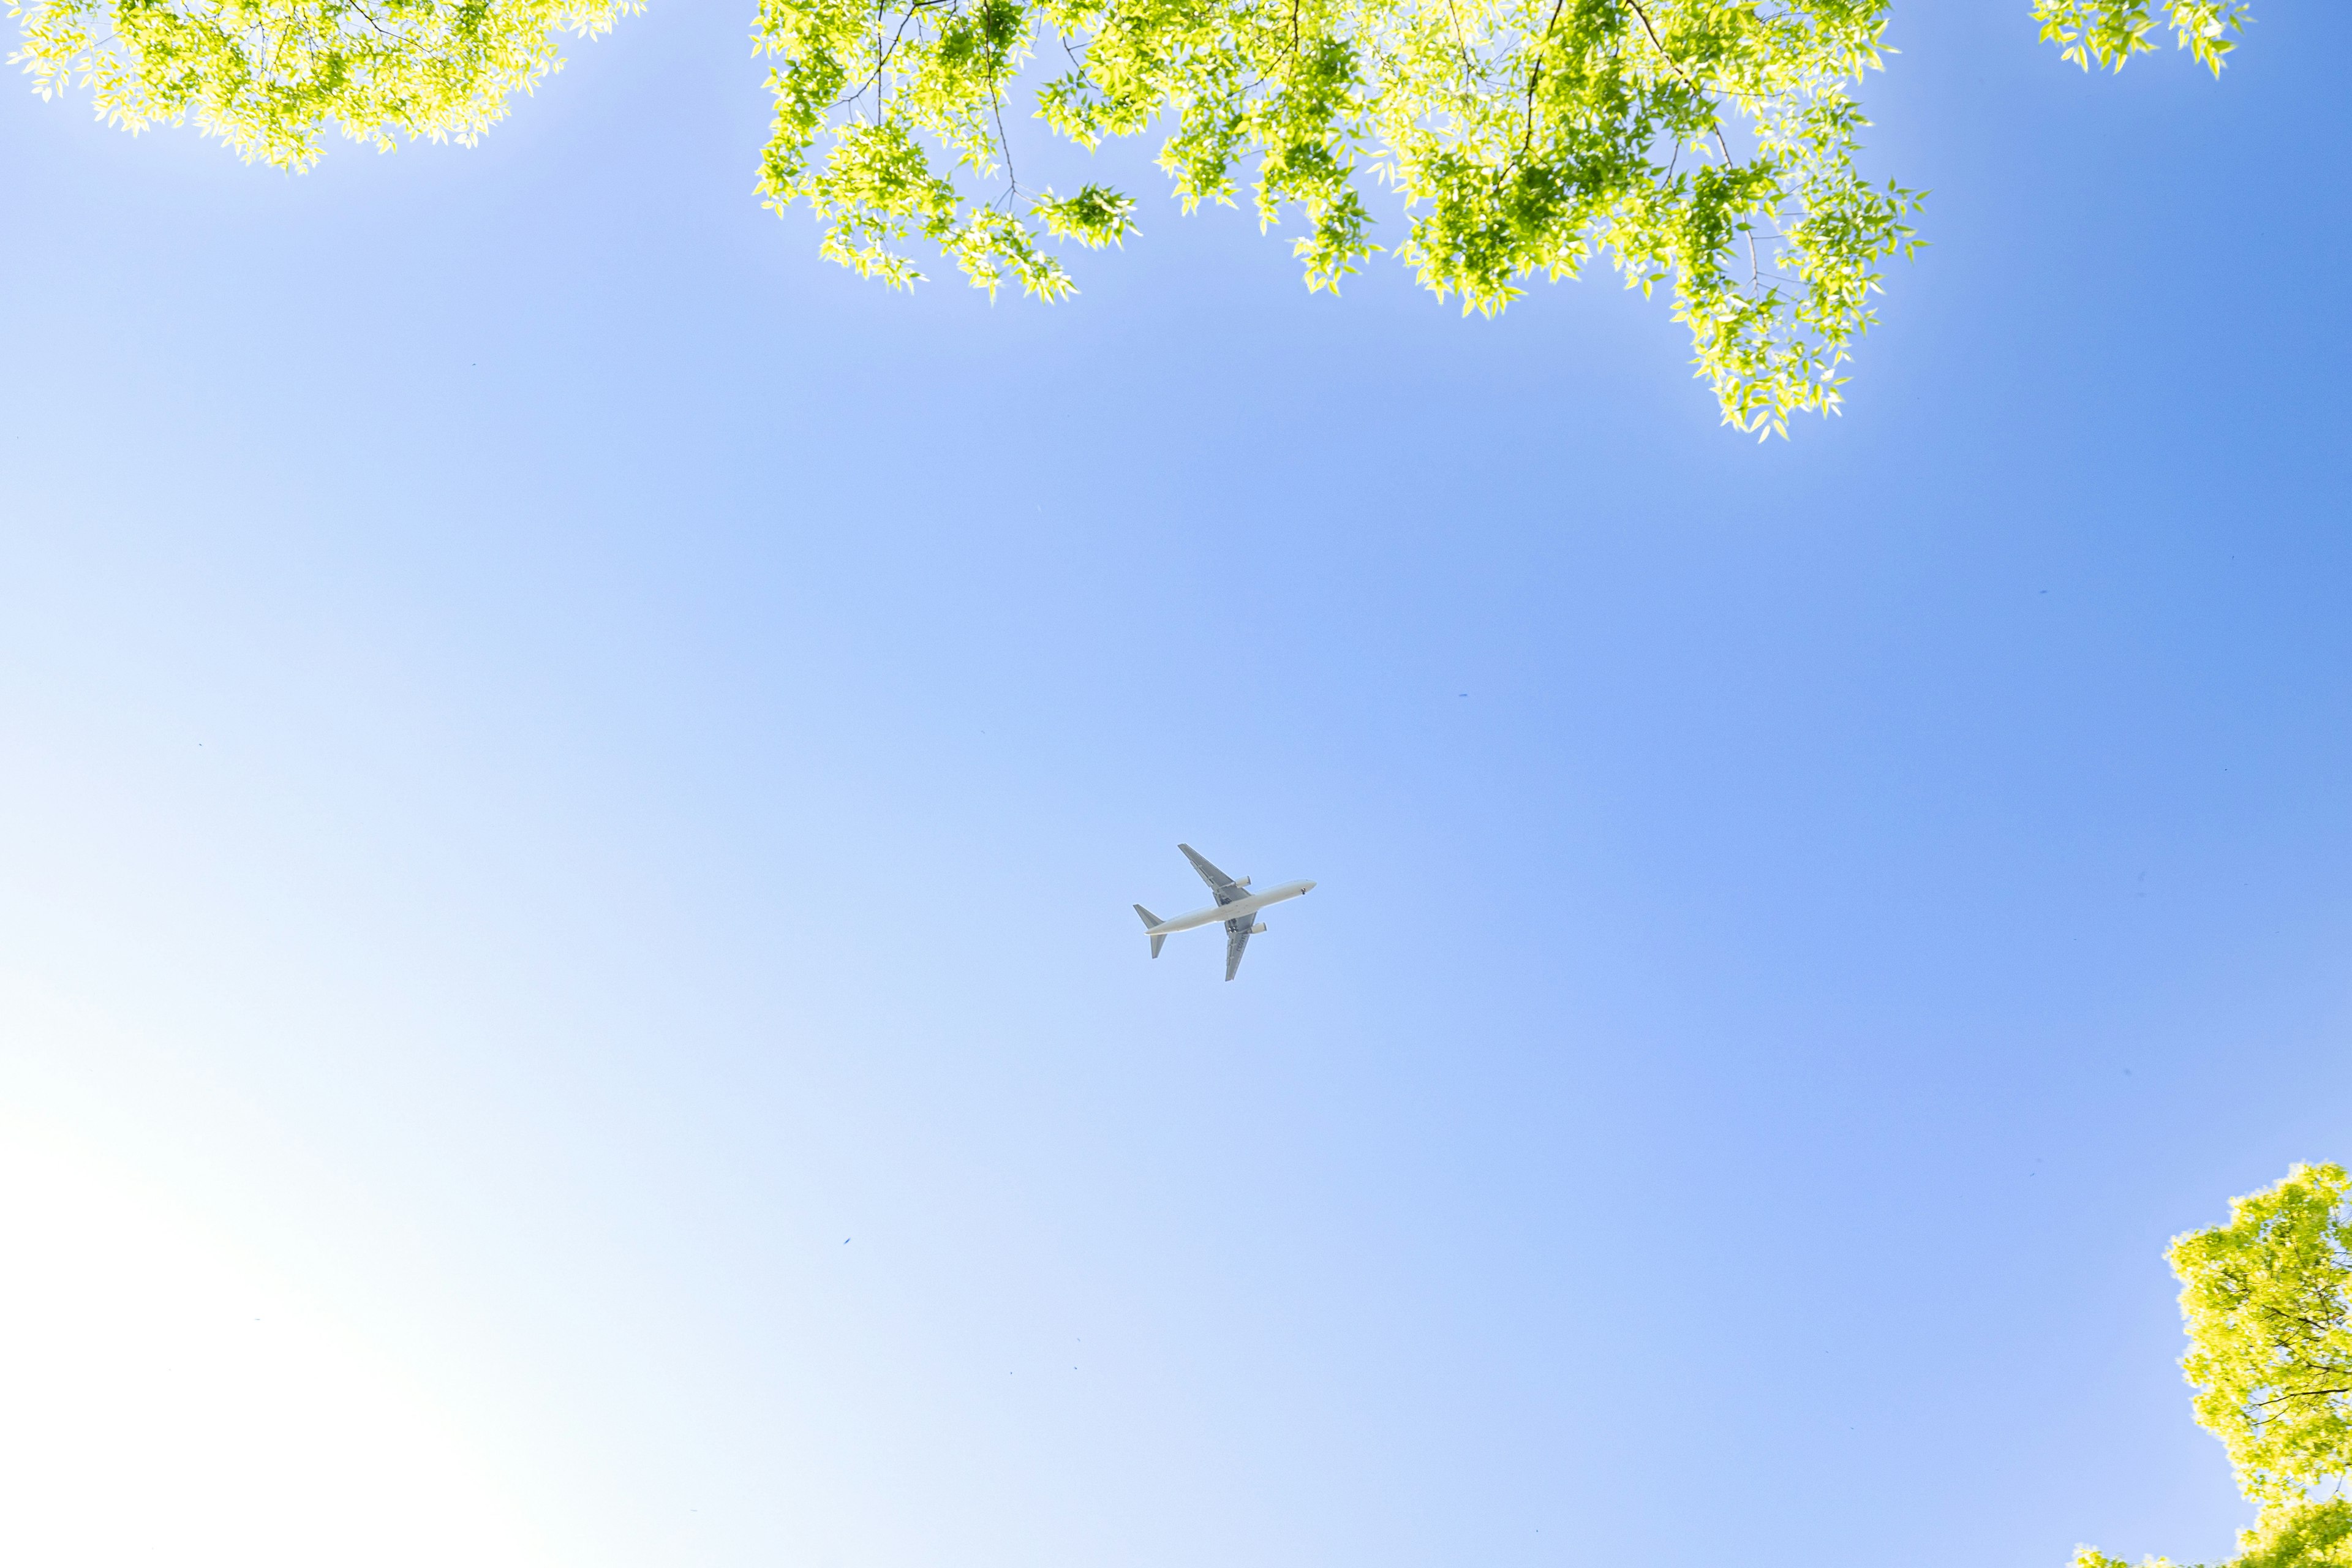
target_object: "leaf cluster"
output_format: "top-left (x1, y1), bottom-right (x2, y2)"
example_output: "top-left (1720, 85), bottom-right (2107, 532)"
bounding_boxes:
top-left (7, 0), bottom-right (633, 168)
top-left (2078, 1165), bottom-right (2352, 1568)
top-left (2073, 1498), bottom-right (2352, 1568)
top-left (2032, 0), bottom-right (2249, 75)
top-left (757, 0), bottom-right (1937, 434)
top-left (2173, 1163), bottom-right (2352, 1506)
top-left (750, 0), bottom-right (2250, 432)
top-left (9, 0), bottom-right (2253, 428)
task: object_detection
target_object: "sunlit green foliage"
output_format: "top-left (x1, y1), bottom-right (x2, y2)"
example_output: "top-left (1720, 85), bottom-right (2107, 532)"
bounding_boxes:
top-left (2074, 1500), bottom-right (2352, 1568)
top-left (6, 0), bottom-right (634, 168)
top-left (9, 0), bottom-right (2253, 429)
top-left (2032, 0), bottom-right (2250, 74)
top-left (756, 0), bottom-right (1934, 433)
top-left (752, 0), bottom-right (2248, 432)
top-left (2174, 1162), bottom-right (2352, 1506)
top-left (2076, 1165), bottom-right (2352, 1568)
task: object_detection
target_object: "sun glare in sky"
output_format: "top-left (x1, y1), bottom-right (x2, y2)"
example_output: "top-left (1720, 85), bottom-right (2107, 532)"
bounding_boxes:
top-left (0, 1122), bottom-right (541, 1568)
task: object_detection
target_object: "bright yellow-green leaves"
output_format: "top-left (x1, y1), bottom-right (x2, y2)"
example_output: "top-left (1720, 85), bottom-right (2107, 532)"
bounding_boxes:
top-left (2231, 1501), bottom-right (2352, 1568)
top-left (748, 0), bottom-right (2249, 432)
top-left (7, 0), bottom-right (634, 168)
top-left (2173, 1163), bottom-right (2352, 1506)
top-left (2033, 0), bottom-right (2249, 75)
top-left (2076, 1166), bottom-right (2352, 1568)
top-left (753, 0), bottom-right (1080, 296)
top-left (9, 1), bottom-right (2253, 429)
top-left (755, 0), bottom-right (1932, 434)
top-left (2075, 1501), bottom-right (2352, 1568)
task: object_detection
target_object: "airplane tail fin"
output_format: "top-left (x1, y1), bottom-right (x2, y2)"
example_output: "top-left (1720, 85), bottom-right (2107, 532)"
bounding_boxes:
top-left (1134, 905), bottom-right (1165, 959)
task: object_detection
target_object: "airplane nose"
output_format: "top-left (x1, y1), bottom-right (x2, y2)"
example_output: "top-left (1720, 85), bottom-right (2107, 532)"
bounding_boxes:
top-left (1302, 881), bottom-right (1317, 892)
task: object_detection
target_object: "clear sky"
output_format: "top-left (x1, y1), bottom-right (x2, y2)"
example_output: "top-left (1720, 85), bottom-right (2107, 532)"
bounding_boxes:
top-left (1, 5), bottom-right (2348, 1566)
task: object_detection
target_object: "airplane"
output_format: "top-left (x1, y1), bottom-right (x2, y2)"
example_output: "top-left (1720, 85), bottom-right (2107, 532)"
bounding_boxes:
top-left (1133, 844), bottom-right (1316, 981)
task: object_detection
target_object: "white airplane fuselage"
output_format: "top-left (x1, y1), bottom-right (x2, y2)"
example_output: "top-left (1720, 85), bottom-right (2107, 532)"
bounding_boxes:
top-left (1145, 879), bottom-right (1316, 935)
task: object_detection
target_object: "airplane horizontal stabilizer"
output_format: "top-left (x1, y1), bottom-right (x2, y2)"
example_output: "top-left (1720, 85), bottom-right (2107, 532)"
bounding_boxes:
top-left (1134, 905), bottom-right (1166, 959)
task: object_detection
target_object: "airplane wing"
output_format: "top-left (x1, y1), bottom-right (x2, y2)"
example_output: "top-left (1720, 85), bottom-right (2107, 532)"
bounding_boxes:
top-left (1223, 916), bottom-right (1253, 982)
top-left (1179, 843), bottom-right (1248, 905)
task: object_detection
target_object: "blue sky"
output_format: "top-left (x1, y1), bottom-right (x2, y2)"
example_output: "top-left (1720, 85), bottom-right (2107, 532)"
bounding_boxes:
top-left (2, 3), bottom-right (2348, 1565)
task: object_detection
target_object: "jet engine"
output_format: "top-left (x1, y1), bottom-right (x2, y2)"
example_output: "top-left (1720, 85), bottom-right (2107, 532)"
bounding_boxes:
top-left (1250, 922), bottom-right (1267, 934)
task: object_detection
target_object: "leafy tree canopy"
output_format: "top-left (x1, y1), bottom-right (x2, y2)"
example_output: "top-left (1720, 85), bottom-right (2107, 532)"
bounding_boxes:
top-left (9, 0), bottom-right (635, 167)
top-left (9, 0), bottom-right (2250, 431)
top-left (2078, 1163), bottom-right (2352, 1568)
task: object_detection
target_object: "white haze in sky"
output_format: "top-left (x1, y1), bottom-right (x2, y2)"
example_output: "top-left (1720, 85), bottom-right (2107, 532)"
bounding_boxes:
top-left (0, 1099), bottom-right (542, 1568)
